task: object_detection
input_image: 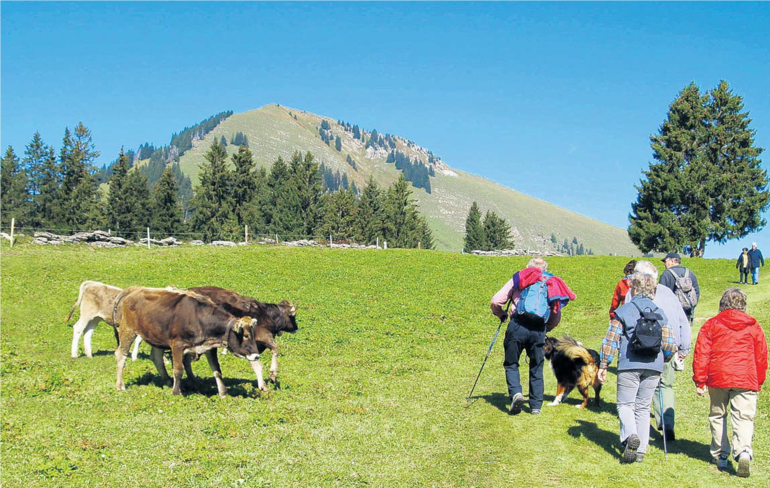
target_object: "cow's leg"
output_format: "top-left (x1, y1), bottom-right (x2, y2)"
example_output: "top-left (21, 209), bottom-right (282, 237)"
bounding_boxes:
top-left (82, 319), bottom-right (100, 358)
top-left (183, 355), bottom-right (196, 381)
top-left (150, 346), bottom-right (172, 387)
top-left (71, 316), bottom-right (90, 358)
top-left (205, 350), bottom-right (227, 398)
top-left (115, 328), bottom-right (137, 392)
top-left (170, 344), bottom-right (186, 396)
top-left (131, 336), bottom-right (143, 361)
top-left (268, 345), bottom-right (279, 383)
top-left (249, 359), bottom-right (268, 391)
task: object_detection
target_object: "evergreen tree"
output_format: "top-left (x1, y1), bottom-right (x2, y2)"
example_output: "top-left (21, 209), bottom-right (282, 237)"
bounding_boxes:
top-left (22, 132), bottom-right (48, 225)
top-left (1, 146), bottom-right (31, 227)
top-left (629, 82), bottom-right (768, 256)
top-left (152, 166), bottom-right (184, 236)
top-left (37, 146), bottom-right (62, 227)
top-left (220, 135), bottom-right (228, 147)
top-left (107, 149), bottom-right (134, 234)
top-left (59, 124), bottom-right (101, 229)
top-left (124, 170), bottom-right (152, 232)
top-left (482, 211), bottom-right (513, 250)
top-left (266, 156), bottom-right (302, 235)
top-left (463, 201), bottom-right (485, 251)
top-left (319, 188), bottom-right (357, 238)
top-left (231, 145), bottom-right (259, 227)
top-left (355, 176), bottom-right (387, 244)
top-left (418, 215), bottom-right (435, 250)
top-left (289, 151), bottom-right (324, 236)
top-left (384, 175), bottom-right (423, 248)
top-left (335, 136), bottom-right (342, 151)
top-left (189, 139), bottom-right (239, 241)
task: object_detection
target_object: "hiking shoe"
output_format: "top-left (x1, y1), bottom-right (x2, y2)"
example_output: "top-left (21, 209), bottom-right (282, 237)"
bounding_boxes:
top-left (622, 434), bottom-right (640, 464)
top-left (530, 409), bottom-right (541, 415)
top-left (509, 393), bottom-right (525, 415)
top-left (664, 429), bottom-right (676, 442)
top-left (737, 452), bottom-right (751, 478)
top-left (712, 454), bottom-right (729, 471)
top-left (635, 453), bottom-right (644, 463)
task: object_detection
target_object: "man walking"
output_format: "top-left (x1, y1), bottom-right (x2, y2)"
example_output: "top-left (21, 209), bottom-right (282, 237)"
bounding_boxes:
top-left (659, 252), bottom-right (700, 323)
top-left (748, 243), bottom-right (764, 285)
top-left (491, 258), bottom-right (576, 415)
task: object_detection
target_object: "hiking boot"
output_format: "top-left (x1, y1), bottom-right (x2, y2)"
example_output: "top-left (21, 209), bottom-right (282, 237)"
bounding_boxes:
top-left (664, 429), bottom-right (675, 442)
top-left (621, 434), bottom-right (640, 464)
top-left (635, 453), bottom-right (644, 463)
top-left (711, 454), bottom-right (729, 471)
top-left (509, 393), bottom-right (525, 415)
top-left (737, 452), bottom-right (751, 478)
top-left (530, 409), bottom-right (541, 415)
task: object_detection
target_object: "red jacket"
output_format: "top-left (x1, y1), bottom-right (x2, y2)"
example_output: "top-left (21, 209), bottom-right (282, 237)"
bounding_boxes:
top-left (609, 278), bottom-right (630, 320)
top-left (692, 309), bottom-right (768, 391)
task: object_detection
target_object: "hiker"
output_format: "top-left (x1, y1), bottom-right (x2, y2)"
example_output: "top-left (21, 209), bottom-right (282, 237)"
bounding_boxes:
top-left (609, 260), bottom-right (637, 320)
top-left (747, 243), bottom-right (764, 285)
top-left (490, 257), bottom-right (576, 416)
top-left (736, 248), bottom-right (750, 285)
top-left (659, 252), bottom-right (700, 323)
top-left (597, 273), bottom-right (677, 463)
top-left (692, 288), bottom-right (767, 477)
top-left (632, 260), bottom-right (690, 442)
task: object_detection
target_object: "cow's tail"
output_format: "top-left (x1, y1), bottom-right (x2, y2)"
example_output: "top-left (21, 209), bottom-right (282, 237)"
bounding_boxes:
top-left (65, 281), bottom-right (90, 324)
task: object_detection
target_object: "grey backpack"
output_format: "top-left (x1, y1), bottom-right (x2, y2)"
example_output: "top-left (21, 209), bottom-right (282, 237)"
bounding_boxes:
top-left (668, 268), bottom-right (698, 312)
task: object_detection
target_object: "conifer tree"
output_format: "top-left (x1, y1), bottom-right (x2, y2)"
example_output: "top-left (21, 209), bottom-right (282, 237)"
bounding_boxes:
top-left (107, 149), bottom-right (133, 234)
top-left (355, 176), bottom-right (386, 244)
top-left (152, 166), bottom-right (184, 236)
top-left (59, 124), bottom-right (101, 229)
top-left (384, 175), bottom-right (423, 248)
top-left (289, 151), bottom-right (324, 235)
top-left (124, 170), bottom-right (152, 231)
top-left (418, 215), bottom-right (435, 250)
top-left (189, 139), bottom-right (239, 241)
top-left (335, 136), bottom-right (342, 151)
top-left (629, 82), bottom-right (768, 256)
top-left (23, 132), bottom-right (48, 225)
top-left (265, 156), bottom-right (299, 234)
top-left (231, 145), bottom-right (259, 227)
top-left (482, 211), bottom-right (513, 250)
top-left (37, 146), bottom-right (62, 227)
top-left (1, 146), bottom-right (31, 227)
top-left (319, 188), bottom-right (357, 238)
top-left (463, 201), bottom-right (485, 251)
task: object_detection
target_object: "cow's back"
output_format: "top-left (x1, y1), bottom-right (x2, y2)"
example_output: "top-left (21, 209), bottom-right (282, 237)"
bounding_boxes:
top-left (82, 281), bottom-right (123, 323)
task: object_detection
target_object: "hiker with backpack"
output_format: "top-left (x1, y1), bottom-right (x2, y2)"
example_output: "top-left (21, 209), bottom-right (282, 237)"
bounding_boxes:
top-left (609, 260), bottom-right (637, 321)
top-left (597, 273), bottom-right (677, 463)
top-left (659, 252), bottom-right (700, 323)
top-left (692, 288), bottom-right (767, 477)
top-left (490, 258), bottom-right (576, 416)
top-left (632, 261), bottom-right (691, 442)
top-left (747, 243), bottom-right (764, 285)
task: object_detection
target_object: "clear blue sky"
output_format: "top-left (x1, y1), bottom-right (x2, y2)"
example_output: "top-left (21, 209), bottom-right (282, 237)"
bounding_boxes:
top-left (2, 2), bottom-right (769, 258)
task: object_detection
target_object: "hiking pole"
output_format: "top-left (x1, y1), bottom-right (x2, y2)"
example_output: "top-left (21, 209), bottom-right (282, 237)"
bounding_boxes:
top-left (659, 384), bottom-right (668, 461)
top-left (466, 300), bottom-right (511, 403)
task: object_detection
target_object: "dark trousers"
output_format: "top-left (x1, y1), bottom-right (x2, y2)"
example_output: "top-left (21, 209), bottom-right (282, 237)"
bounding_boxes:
top-left (740, 269), bottom-right (749, 284)
top-left (503, 318), bottom-right (546, 410)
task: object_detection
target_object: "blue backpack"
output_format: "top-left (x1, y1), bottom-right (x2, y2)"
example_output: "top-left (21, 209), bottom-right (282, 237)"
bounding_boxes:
top-left (515, 272), bottom-right (552, 324)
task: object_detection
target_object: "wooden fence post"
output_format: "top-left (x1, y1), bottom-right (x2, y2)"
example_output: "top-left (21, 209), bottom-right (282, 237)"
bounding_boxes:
top-left (275, 234), bottom-right (279, 245)
top-left (147, 227), bottom-right (151, 249)
top-left (330, 234), bottom-right (333, 247)
top-left (10, 218), bottom-right (15, 248)
top-left (245, 225), bottom-right (249, 244)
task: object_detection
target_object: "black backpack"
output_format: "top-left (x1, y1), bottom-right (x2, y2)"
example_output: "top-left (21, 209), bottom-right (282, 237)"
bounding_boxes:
top-left (624, 302), bottom-right (664, 357)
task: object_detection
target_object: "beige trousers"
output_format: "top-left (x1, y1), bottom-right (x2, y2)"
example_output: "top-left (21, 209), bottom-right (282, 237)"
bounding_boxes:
top-left (708, 387), bottom-right (758, 460)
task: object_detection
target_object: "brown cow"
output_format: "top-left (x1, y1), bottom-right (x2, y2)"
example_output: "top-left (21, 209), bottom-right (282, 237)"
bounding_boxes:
top-left (114, 286), bottom-right (261, 397)
top-left (188, 286), bottom-right (298, 391)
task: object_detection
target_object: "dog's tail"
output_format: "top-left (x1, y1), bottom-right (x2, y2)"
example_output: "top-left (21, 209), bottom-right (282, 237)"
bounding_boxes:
top-left (557, 337), bottom-right (595, 366)
top-left (65, 281), bottom-right (91, 324)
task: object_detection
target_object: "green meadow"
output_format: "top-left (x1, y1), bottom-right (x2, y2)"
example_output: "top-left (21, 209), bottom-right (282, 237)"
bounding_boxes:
top-left (1, 243), bottom-right (768, 487)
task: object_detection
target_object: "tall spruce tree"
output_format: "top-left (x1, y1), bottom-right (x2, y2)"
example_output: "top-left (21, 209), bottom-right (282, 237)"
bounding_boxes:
top-left (189, 139), bottom-right (239, 241)
top-left (384, 174), bottom-right (423, 248)
top-left (319, 188), bottom-right (357, 238)
top-left (289, 151), bottom-right (324, 236)
top-left (124, 171), bottom-right (152, 232)
top-left (231, 145), bottom-right (259, 228)
top-left (463, 201), bottom-right (485, 251)
top-left (1, 146), bottom-right (31, 227)
top-left (629, 81), bottom-right (768, 256)
top-left (355, 176), bottom-right (387, 244)
top-left (23, 132), bottom-right (48, 226)
top-left (37, 146), bottom-right (62, 227)
top-left (418, 215), bottom-right (435, 250)
top-left (59, 123), bottom-right (102, 229)
top-left (107, 149), bottom-right (133, 234)
top-left (152, 166), bottom-right (184, 236)
top-left (482, 211), bottom-right (513, 250)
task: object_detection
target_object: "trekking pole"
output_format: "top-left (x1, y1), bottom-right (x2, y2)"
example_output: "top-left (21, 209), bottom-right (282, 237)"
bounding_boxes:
top-left (466, 300), bottom-right (511, 403)
top-left (659, 385), bottom-right (668, 461)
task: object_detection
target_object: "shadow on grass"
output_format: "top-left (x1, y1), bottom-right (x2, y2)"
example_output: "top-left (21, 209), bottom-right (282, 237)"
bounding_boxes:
top-left (128, 371), bottom-right (266, 398)
top-left (567, 420), bottom-right (620, 457)
top-left (649, 429), bottom-right (711, 463)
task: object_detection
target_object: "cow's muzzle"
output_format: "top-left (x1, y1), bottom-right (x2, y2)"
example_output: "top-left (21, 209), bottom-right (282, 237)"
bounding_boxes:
top-left (246, 353), bottom-right (260, 361)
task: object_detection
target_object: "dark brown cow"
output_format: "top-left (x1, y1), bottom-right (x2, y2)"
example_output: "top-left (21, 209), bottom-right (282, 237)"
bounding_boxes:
top-left (114, 287), bottom-right (261, 397)
top-left (189, 286), bottom-right (298, 391)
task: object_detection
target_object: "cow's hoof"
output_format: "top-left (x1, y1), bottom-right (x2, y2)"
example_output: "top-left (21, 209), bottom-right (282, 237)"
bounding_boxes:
top-left (172, 389), bottom-right (182, 396)
top-left (268, 373), bottom-right (278, 383)
top-left (259, 385), bottom-right (269, 392)
top-left (116, 385), bottom-right (126, 391)
top-left (86, 354), bottom-right (93, 359)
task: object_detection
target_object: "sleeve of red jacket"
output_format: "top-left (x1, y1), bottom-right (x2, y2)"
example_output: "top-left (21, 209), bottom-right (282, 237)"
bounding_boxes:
top-left (609, 282), bottom-right (623, 319)
top-left (755, 324), bottom-right (768, 389)
top-left (692, 320), bottom-right (712, 388)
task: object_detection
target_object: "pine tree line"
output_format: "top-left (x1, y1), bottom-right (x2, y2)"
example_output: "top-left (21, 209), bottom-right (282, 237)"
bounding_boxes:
top-left (463, 201), bottom-right (514, 251)
top-left (386, 150), bottom-right (432, 193)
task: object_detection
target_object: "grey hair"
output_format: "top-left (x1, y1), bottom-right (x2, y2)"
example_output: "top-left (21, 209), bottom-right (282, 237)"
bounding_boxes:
top-left (634, 260), bottom-right (659, 281)
top-left (719, 288), bottom-right (747, 312)
top-left (527, 257), bottom-right (548, 271)
top-left (629, 273), bottom-right (657, 299)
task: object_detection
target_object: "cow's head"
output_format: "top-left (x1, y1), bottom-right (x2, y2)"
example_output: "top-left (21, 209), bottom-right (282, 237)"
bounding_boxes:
top-left (225, 317), bottom-right (261, 361)
top-left (253, 300), bottom-right (299, 335)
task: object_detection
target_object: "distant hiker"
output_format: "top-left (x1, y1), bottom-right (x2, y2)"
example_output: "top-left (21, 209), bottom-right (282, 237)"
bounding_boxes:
top-left (736, 248), bottom-right (750, 285)
top-left (609, 260), bottom-right (637, 320)
top-left (491, 257), bottom-right (576, 416)
top-left (597, 272), bottom-right (677, 464)
top-left (692, 288), bottom-right (768, 477)
top-left (659, 252), bottom-right (700, 323)
top-left (632, 260), bottom-right (691, 442)
top-left (748, 243), bottom-right (764, 285)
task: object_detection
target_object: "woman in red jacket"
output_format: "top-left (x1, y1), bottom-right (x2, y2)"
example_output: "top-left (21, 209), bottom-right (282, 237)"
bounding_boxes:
top-left (608, 260), bottom-right (636, 320)
top-left (693, 288), bottom-right (768, 478)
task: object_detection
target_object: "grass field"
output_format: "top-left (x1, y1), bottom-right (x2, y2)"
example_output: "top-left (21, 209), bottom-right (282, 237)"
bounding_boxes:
top-left (1, 244), bottom-right (768, 487)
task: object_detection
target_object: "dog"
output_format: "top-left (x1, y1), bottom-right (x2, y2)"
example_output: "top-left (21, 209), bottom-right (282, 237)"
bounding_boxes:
top-left (543, 336), bottom-right (602, 408)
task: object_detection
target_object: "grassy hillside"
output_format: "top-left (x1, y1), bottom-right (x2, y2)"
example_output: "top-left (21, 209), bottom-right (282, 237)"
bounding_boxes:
top-left (175, 105), bottom-right (640, 255)
top-left (2, 243), bottom-right (768, 487)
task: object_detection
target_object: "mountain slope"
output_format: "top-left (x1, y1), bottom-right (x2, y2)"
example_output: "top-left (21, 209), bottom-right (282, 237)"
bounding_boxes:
top-left (175, 104), bottom-right (640, 255)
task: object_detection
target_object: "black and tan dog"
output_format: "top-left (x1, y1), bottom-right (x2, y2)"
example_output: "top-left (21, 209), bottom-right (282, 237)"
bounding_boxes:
top-left (543, 336), bottom-right (602, 408)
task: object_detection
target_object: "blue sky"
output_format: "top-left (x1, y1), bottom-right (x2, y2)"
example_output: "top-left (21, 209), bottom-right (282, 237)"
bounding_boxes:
top-left (2, 2), bottom-right (769, 258)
